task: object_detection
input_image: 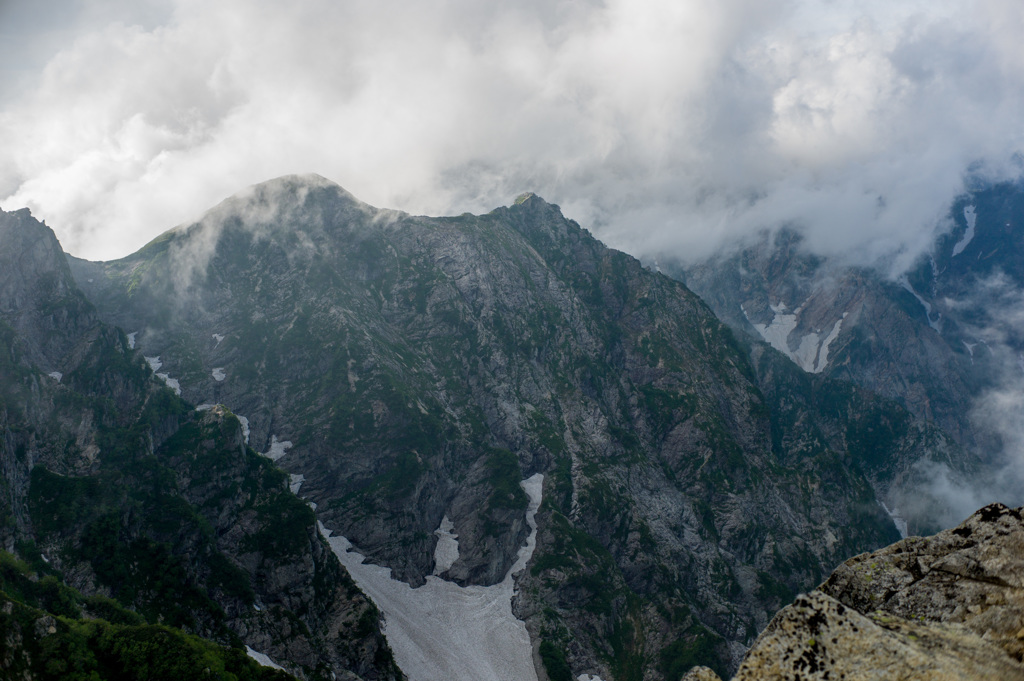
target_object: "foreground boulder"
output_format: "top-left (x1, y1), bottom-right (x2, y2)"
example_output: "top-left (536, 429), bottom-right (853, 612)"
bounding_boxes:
top-left (687, 503), bottom-right (1024, 680)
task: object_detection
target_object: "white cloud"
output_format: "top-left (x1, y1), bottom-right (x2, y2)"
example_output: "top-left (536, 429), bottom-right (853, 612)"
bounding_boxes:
top-left (1, 0), bottom-right (1023, 263)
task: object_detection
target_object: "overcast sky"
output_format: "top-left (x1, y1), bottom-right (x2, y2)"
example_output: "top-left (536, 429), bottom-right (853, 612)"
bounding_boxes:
top-left (1, 0), bottom-right (1022, 267)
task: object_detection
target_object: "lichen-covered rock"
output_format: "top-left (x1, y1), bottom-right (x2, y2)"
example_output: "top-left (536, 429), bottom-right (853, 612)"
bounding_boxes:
top-left (821, 502), bottom-right (1024, 665)
top-left (734, 591), bottom-right (1020, 680)
top-left (681, 666), bottom-right (724, 681)
top-left (725, 503), bottom-right (1024, 680)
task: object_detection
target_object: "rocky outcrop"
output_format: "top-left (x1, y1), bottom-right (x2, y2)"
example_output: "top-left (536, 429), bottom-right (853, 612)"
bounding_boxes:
top-left (690, 503), bottom-right (1024, 680)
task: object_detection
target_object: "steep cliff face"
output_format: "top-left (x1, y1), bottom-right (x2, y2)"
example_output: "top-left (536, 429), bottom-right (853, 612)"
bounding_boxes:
top-left (67, 175), bottom-right (958, 677)
top-left (0, 207), bottom-right (399, 681)
top-left (688, 502), bottom-right (1024, 680)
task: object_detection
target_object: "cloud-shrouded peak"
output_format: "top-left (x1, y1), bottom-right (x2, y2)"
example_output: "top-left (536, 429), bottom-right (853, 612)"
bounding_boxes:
top-left (1, 0), bottom-right (1023, 266)
top-left (261, 173), bottom-right (343, 191)
top-left (186, 172), bottom-right (376, 236)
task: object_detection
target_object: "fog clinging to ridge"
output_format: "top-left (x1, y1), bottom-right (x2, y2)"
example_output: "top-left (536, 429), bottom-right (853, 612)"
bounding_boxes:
top-left (1, 0), bottom-right (1023, 267)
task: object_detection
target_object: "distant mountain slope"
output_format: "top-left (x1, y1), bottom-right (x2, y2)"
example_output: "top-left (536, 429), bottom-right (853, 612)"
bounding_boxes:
top-left (68, 175), bottom-right (961, 678)
top-left (0, 206), bottom-right (399, 681)
top-left (678, 182), bottom-right (1024, 458)
top-left (675, 183), bottom-right (1024, 531)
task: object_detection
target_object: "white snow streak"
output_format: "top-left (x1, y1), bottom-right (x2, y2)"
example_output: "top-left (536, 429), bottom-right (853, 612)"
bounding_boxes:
top-left (578, 675), bottom-right (607, 681)
top-left (196, 403), bottom-right (216, 411)
top-left (320, 473), bottom-right (544, 681)
top-left (146, 357), bottom-right (181, 394)
top-left (964, 340), bottom-right (977, 364)
top-left (245, 646), bottom-right (285, 671)
top-left (212, 367), bottom-right (226, 381)
top-left (432, 516), bottom-right (459, 575)
top-left (238, 416), bottom-right (250, 444)
top-left (880, 501), bottom-right (909, 539)
top-left (47, 371), bottom-right (62, 382)
top-left (289, 474), bottom-right (305, 494)
top-left (898, 278), bottom-right (941, 332)
top-left (815, 314), bottom-right (846, 372)
top-left (264, 435), bottom-right (292, 461)
top-left (213, 333), bottom-right (225, 346)
top-left (126, 332), bottom-right (137, 349)
top-left (952, 205), bottom-right (977, 257)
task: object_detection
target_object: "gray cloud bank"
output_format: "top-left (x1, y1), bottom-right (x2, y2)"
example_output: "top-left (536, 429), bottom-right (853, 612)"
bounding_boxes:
top-left (1, 0), bottom-right (1023, 264)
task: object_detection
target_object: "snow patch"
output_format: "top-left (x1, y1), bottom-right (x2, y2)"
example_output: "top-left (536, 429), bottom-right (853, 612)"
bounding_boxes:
top-left (238, 416), bottom-right (250, 444)
top-left (791, 332), bottom-right (823, 373)
top-left (195, 403), bottom-right (216, 411)
top-left (145, 355), bottom-right (182, 395)
top-left (212, 367), bottom-right (226, 381)
top-left (952, 205), bottom-right (977, 257)
top-left (742, 304), bottom-right (844, 373)
top-left (880, 501), bottom-right (909, 539)
top-left (156, 373), bottom-right (180, 395)
top-left (47, 371), bottom-right (62, 382)
top-left (432, 516), bottom-right (459, 575)
top-left (212, 333), bottom-right (225, 346)
top-left (321, 474), bottom-right (544, 681)
top-left (747, 302), bottom-right (799, 358)
top-left (126, 332), bottom-right (137, 349)
top-left (245, 646), bottom-right (285, 671)
top-left (263, 435), bottom-right (292, 461)
top-left (578, 676), bottom-right (607, 681)
top-left (289, 474), bottom-right (305, 494)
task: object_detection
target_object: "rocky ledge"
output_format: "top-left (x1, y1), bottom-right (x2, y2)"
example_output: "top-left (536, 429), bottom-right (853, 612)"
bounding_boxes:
top-left (687, 502), bottom-right (1024, 680)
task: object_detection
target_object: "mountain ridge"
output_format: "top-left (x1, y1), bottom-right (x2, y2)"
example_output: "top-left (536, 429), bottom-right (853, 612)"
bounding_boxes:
top-left (63, 174), bottom-right (961, 677)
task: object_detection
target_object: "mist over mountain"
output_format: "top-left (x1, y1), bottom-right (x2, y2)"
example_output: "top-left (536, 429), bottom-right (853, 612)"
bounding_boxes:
top-left (4, 0), bottom-right (1024, 275)
top-left (1, 171), bottom-right (1020, 680)
top-left (57, 174), bottom-right (969, 676)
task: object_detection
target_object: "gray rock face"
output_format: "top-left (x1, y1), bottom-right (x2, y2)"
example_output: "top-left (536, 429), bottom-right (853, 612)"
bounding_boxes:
top-left (700, 502), bottom-right (1024, 680)
top-left (0, 208), bottom-right (98, 371)
top-left (67, 175), bottom-right (957, 678)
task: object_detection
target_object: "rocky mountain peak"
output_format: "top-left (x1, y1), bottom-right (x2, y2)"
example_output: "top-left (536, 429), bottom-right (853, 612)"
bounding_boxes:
top-left (0, 207), bottom-right (98, 370)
